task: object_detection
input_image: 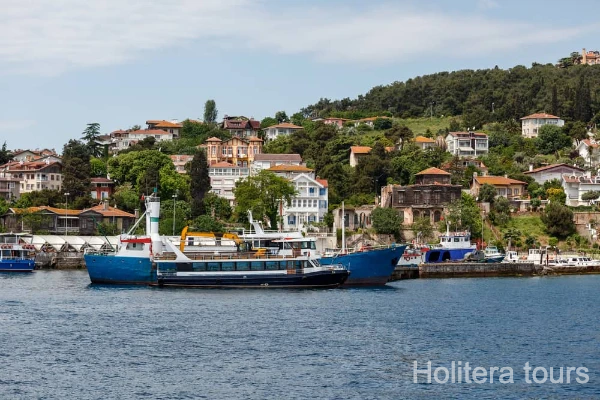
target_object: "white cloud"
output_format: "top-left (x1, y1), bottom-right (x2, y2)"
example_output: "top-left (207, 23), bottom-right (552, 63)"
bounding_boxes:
top-left (0, 0), bottom-right (586, 74)
top-left (0, 119), bottom-right (36, 130)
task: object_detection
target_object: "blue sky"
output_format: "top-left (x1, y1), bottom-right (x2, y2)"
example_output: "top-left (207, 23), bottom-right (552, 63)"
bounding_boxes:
top-left (1, 0), bottom-right (598, 151)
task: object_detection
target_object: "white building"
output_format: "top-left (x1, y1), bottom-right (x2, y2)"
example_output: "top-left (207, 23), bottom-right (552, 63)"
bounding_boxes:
top-left (263, 123), bottom-right (303, 141)
top-left (146, 120), bottom-right (183, 138)
top-left (111, 129), bottom-right (176, 151)
top-left (0, 159), bottom-right (63, 194)
top-left (445, 132), bottom-right (488, 157)
top-left (251, 153), bottom-right (303, 175)
top-left (575, 139), bottom-right (600, 167)
top-left (524, 163), bottom-right (585, 185)
top-left (520, 113), bottom-right (565, 139)
top-left (562, 173), bottom-right (600, 206)
top-left (170, 155), bottom-right (195, 174)
top-left (266, 165), bottom-right (329, 230)
top-left (208, 162), bottom-right (250, 206)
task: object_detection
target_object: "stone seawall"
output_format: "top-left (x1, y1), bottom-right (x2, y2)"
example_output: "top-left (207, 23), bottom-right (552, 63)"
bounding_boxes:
top-left (419, 262), bottom-right (541, 278)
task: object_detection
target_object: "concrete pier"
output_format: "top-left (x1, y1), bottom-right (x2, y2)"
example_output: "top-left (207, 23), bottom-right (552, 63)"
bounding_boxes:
top-left (418, 262), bottom-right (541, 278)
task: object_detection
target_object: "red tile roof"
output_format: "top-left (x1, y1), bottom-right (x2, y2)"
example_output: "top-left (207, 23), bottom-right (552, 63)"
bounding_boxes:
top-left (416, 167), bottom-right (450, 176)
top-left (520, 113), bottom-right (561, 120)
top-left (582, 139), bottom-right (599, 148)
top-left (524, 163), bottom-right (585, 174)
top-left (350, 146), bottom-right (372, 154)
top-left (146, 120), bottom-right (183, 128)
top-left (84, 204), bottom-right (136, 218)
top-left (205, 137), bottom-right (222, 142)
top-left (268, 165), bottom-right (313, 172)
top-left (267, 123), bottom-right (303, 130)
top-left (90, 177), bottom-right (114, 183)
top-left (448, 131), bottom-right (488, 138)
top-left (130, 129), bottom-right (172, 135)
top-left (475, 176), bottom-right (526, 186)
top-left (211, 162), bottom-right (238, 168)
top-left (316, 178), bottom-right (328, 188)
top-left (415, 136), bottom-right (436, 143)
top-left (253, 153), bottom-right (302, 162)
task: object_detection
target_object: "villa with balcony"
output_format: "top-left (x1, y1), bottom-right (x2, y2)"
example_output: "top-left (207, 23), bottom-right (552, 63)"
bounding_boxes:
top-left (445, 131), bottom-right (489, 157)
top-left (520, 113), bottom-right (564, 139)
top-left (0, 159), bottom-right (63, 194)
top-left (201, 136), bottom-right (263, 167)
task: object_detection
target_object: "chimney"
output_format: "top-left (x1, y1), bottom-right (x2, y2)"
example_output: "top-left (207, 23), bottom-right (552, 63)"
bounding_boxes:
top-left (473, 172), bottom-right (478, 178)
top-left (504, 174), bottom-right (508, 178)
top-left (134, 209), bottom-right (139, 218)
top-left (529, 164), bottom-right (533, 172)
top-left (103, 200), bottom-right (109, 210)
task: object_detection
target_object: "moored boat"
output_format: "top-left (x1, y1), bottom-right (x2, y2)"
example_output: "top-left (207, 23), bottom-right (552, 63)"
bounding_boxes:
top-left (425, 230), bottom-right (477, 263)
top-left (84, 192), bottom-right (349, 288)
top-left (483, 246), bottom-right (505, 263)
top-left (0, 234), bottom-right (36, 272)
top-left (320, 244), bottom-right (406, 286)
top-left (397, 246), bottom-right (427, 268)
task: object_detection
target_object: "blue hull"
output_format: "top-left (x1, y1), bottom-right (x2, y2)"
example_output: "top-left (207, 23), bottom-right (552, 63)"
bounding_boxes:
top-left (320, 245), bottom-right (406, 286)
top-left (0, 259), bottom-right (35, 272)
top-left (485, 255), bottom-right (506, 263)
top-left (84, 254), bottom-right (155, 284)
top-left (426, 248), bottom-right (475, 263)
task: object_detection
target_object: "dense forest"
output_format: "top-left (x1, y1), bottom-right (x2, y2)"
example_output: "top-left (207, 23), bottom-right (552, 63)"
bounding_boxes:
top-left (301, 63), bottom-right (600, 128)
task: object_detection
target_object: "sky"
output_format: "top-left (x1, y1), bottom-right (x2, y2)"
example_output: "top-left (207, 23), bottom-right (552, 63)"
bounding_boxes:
top-left (0, 0), bottom-right (599, 151)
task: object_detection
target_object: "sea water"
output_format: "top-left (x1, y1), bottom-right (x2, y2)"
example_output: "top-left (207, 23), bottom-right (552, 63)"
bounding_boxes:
top-left (0, 271), bottom-right (599, 399)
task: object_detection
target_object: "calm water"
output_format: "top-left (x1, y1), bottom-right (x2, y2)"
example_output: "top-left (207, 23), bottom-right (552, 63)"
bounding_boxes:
top-left (1, 271), bottom-right (599, 399)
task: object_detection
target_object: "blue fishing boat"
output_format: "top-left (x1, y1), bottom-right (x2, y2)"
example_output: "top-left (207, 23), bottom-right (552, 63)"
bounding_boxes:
top-left (425, 229), bottom-right (477, 263)
top-left (0, 234), bottom-right (36, 272)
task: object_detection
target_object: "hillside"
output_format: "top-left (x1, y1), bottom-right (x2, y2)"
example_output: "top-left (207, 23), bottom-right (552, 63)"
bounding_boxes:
top-left (302, 64), bottom-right (600, 128)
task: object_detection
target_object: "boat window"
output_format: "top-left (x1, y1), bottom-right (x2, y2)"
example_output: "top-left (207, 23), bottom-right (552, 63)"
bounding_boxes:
top-left (250, 261), bottom-right (264, 271)
top-left (237, 261), bottom-right (250, 271)
top-left (265, 261), bottom-right (278, 270)
top-left (207, 262), bottom-right (220, 271)
top-left (454, 238), bottom-right (460, 242)
top-left (1, 250), bottom-right (11, 258)
top-left (294, 260), bottom-right (303, 269)
top-left (126, 242), bottom-right (144, 251)
top-left (192, 262), bottom-right (206, 272)
top-left (221, 262), bottom-right (235, 271)
top-left (279, 261), bottom-right (289, 270)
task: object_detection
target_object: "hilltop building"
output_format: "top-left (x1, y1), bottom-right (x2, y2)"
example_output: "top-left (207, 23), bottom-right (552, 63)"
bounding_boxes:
top-left (445, 132), bottom-right (489, 157)
top-left (470, 175), bottom-right (527, 200)
top-left (380, 167), bottom-right (462, 225)
top-left (200, 136), bottom-right (263, 166)
top-left (524, 163), bottom-right (585, 185)
top-left (263, 123), bottom-right (303, 141)
top-left (220, 116), bottom-right (261, 138)
top-left (520, 113), bottom-right (564, 138)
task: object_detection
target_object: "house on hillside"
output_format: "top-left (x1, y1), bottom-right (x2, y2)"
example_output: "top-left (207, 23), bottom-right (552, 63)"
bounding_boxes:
top-left (562, 173), bottom-right (600, 206)
top-left (520, 113), bottom-right (564, 138)
top-left (200, 136), bottom-right (263, 166)
top-left (349, 146), bottom-right (372, 167)
top-left (0, 159), bottom-right (63, 194)
top-left (353, 116), bottom-right (391, 128)
top-left (581, 48), bottom-right (600, 65)
top-left (220, 116), bottom-right (261, 137)
top-left (575, 139), bottom-right (600, 167)
top-left (332, 205), bottom-right (375, 231)
top-left (311, 117), bottom-right (351, 128)
top-left (251, 153), bottom-right (303, 174)
top-left (380, 167), bottom-right (462, 225)
top-left (524, 163), bottom-right (585, 185)
top-left (208, 162), bottom-right (250, 206)
top-left (0, 172), bottom-right (20, 200)
top-left (263, 123), bottom-right (303, 141)
top-left (90, 177), bottom-right (115, 200)
top-left (471, 175), bottom-right (527, 200)
top-left (445, 132), bottom-right (488, 157)
top-left (146, 120), bottom-right (183, 138)
top-left (170, 154), bottom-right (195, 174)
top-left (414, 136), bottom-right (436, 150)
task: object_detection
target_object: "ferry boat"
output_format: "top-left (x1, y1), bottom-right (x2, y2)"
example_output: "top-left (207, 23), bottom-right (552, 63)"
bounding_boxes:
top-left (0, 234), bottom-right (36, 272)
top-left (425, 229), bottom-right (477, 263)
top-left (84, 192), bottom-right (349, 288)
top-left (239, 210), bottom-right (403, 286)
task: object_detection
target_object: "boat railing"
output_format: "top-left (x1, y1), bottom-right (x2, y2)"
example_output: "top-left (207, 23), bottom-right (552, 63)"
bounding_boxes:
top-left (84, 248), bottom-right (117, 256)
top-left (154, 251), bottom-right (310, 261)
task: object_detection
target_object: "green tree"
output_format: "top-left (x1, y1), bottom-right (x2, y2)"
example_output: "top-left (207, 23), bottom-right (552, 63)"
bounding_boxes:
top-left (536, 124), bottom-right (573, 154)
top-left (503, 228), bottom-right (521, 251)
top-left (412, 217), bottom-right (433, 242)
top-left (581, 191), bottom-right (600, 201)
top-left (0, 142), bottom-right (13, 164)
top-left (203, 192), bottom-right (232, 221)
top-left (192, 215), bottom-right (225, 232)
top-left (445, 193), bottom-right (483, 239)
top-left (90, 157), bottom-right (107, 178)
top-left (546, 188), bottom-right (567, 205)
top-left (373, 118), bottom-right (393, 130)
top-left (180, 119), bottom-right (211, 140)
top-left (204, 100), bottom-right (218, 124)
top-left (81, 123), bottom-right (102, 158)
top-left (478, 184), bottom-right (497, 204)
top-left (371, 207), bottom-right (403, 238)
top-left (112, 183), bottom-right (141, 212)
top-left (233, 170), bottom-right (296, 229)
top-left (275, 111), bottom-right (289, 123)
top-left (189, 149), bottom-right (210, 218)
top-left (541, 203), bottom-right (576, 238)
top-left (260, 117), bottom-right (278, 130)
top-left (62, 139), bottom-right (92, 209)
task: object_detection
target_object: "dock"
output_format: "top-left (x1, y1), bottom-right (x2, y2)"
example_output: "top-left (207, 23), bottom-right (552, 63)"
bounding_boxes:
top-left (391, 262), bottom-right (541, 280)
